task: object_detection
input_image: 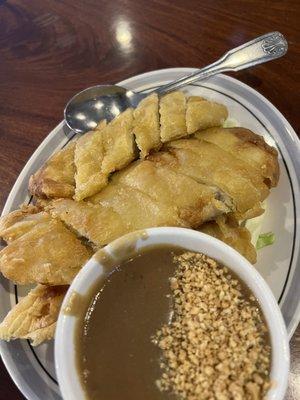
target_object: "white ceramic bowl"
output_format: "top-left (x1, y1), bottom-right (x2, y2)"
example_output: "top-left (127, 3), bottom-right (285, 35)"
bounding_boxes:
top-left (55, 227), bottom-right (290, 400)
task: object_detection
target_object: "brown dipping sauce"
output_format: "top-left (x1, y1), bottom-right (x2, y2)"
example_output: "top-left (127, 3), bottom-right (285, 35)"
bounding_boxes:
top-left (74, 245), bottom-right (271, 400)
top-left (75, 245), bottom-right (180, 400)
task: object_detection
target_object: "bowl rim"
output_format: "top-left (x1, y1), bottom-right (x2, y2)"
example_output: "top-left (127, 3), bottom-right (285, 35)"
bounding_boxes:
top-left (55, 227), bottom-right (290, 400)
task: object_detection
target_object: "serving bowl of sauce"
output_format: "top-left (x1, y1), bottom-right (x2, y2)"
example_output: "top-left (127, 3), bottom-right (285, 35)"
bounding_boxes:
top-left (55, 227), bottom-right (289, 400)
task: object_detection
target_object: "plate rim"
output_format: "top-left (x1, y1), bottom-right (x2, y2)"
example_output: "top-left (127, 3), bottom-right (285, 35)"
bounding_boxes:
top-left (0, 68), bottom-right (299, 400)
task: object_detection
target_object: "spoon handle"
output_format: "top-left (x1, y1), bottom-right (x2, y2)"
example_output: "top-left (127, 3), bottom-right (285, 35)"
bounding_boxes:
top-left (154, 32), bottom-right (288, 95)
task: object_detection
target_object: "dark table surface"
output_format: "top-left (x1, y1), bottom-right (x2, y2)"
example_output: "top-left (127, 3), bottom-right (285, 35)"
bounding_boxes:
top-left (0, 0), bottom-right (299, 398)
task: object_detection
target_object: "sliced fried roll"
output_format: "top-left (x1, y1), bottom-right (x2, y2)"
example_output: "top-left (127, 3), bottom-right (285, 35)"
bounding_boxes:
top-left (47, 154), bottom-right (235, 248)
top-left (154, 138), bottom-right (269, 214)
top-left (200, 215), bottom-right (257, 264)
top-left (0, 205), bottom-right (46, 243)
top-left (101, 108), bottom-right (136, 174)
top-left (29, 142), bottom-right (76, 199)
top-left (112, 159), bottom-right (234, 226)
top-left (74, 120), bottom-right (107, 201)
top-left (48, 187), bottom-right (184, 248)
top-left (0, 285), bottom-right (67, 346)
top-left (159, 91), bottom-right (187, 142)
top-left (0, 209), bottom-right (92, 285)
top-left (133, 93), bottom-right (161, 158)
top-left (186, 96), bottom-right (228, 134)
top-left (197, 127), bottom-right (279, 187)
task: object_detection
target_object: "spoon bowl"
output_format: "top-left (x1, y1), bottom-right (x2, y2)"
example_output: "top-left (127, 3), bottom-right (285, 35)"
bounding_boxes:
top-left (64, 85), bottom-right (146, 133)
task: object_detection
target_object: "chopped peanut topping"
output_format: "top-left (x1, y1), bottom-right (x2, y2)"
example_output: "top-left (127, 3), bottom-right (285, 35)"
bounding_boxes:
top-left (153, 252), bottom-right (271, 400)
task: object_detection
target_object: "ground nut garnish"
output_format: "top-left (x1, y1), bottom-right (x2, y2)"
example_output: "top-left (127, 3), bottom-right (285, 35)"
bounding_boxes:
top-left (153, 252), bottom-right (271, 400)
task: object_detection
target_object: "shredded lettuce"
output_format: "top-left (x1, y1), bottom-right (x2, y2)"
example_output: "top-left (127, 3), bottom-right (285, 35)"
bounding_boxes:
top-left (256, 232), bottom-right (275, 250)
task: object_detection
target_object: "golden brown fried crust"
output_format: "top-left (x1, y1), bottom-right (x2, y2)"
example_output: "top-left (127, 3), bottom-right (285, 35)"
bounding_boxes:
top-left (101, 108), bottom-right (136, 174)
top-left (0, 205), bottom-right (39, 228)
top-left (200, 215), bottom-right (257, 264)
top-left (233, 128), bottom-right (278, 156)
top-left (47, 198), bottom-right (128, 248)
top-left (0, 285), bottom-right (68, 346)
top-left (232, 128), bottom-right (279, 186)
top-left (186, 96), bottom-right (228, 134)
top-left (233, 203), bottom-right (265, 222)
top-left (133, 93), bottom-right (161, 158)
top-left (111, 158), bottom-right (234, 225)
top-left (0, 208), bottom-right (93, 285)
top-left (159, 139), bottom-right (269, 214)
top-left (159, 91), bottom-right (187, 142)
top-left (29, 174), bottom-right (75, 199)
top-left (198, 127), bottom-right (279, 188)
top-left (47, 154), bottom-right (234, 248)
top-left (74, 121), bottom-right (108, 201)
top-left (33, 197), bottom-right (52, 210)
top-left (29, 142), bottom-right (76, 199)
top-left (0, 205), bottom-right (43, 243)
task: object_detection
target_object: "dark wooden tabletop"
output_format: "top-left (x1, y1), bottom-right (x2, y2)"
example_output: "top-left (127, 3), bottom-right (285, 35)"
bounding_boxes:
top-left (0, 0), bottom-right (299, 398)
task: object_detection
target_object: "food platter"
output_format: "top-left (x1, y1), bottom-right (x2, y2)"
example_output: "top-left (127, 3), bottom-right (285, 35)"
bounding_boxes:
top-left (0, 68), bottom-right (299, 400)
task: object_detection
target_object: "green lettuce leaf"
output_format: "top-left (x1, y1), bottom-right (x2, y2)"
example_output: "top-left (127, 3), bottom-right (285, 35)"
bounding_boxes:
top-left (256, 232), bottom-right (275, 250)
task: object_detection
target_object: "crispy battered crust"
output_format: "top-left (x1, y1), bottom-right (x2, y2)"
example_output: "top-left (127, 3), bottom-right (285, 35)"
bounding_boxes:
top-left (161, 138), bottom-right (269, 214)
top-left (200, 215), bottom-right (257, 264)
top-left (33, 197), bottom-right (52, 210)
top-left (0, 207), bottom-right (93, 285)
top-left (29, 142), bottom-right (76, 199)
top-left (232, 128), bottom-right (279, 187)
top-left (47, 198), bottom-right (128, 248)
top-left (198, 127), bottom-right (279, 187)
top-left (27, 96), bottom-right (279, 204)
top-left (29, 173), bottom-right (74, 199)
top-left (0, 285), bottom-right (67, 346)
top-left (133, 93), bottom-right (161, 158)
top-left (0, 204), bottom-right (46, 243)
top-left (74, 121), bottom-right (107, 201)
top-left (101, 108), bottom-right (136, 174)
top-left (159, 91), bottom-right (187, 142)
top-left (111, 159), bottom-right (234, 226)
top-left (186, 96), bottom-right (228, 134)
top-left (47, 152), bottom-right (235, 248)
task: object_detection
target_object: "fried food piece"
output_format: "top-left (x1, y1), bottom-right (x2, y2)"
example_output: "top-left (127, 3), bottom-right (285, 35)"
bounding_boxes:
top-left (90, 184), bottom-right (183, 228)
top-left (0, 205), bottom-right (46, 243)
top-left (0, 285), bottom-right (67, 346)
top-left (34, 197), bottom-right (52, 209)
top-left (234, 202), bottom-right (265, 221)
top-left (101, 108), bottom-right (136, 174)
top-left (29, 142), bottom-right (76, 199)
top-left (49, 185), bottom-right (185, 248)
top-left (74, 120), bottom-right (107, 201)
top-left (186, 96), bottom-right (228, 134)
top-left (44, 130), bottom-right (275, 253)
top-left (159, 91), bottom-right (187, 142)
top-left (133, 93), bottom-right (161, 158)
top-left (200, 215), bottom-right (257, 264)
top-left (47, 199), bottom-right (126, 248)
top-left (197, 127), bottom-right (279, 187)
top-left (112, 160), bottom-right (234, 226)
top-left (0, 210), bottom-right (92, 285)
top-left (154, 139), bottom-right (269, 215)
top-left (47, 154), bottom-right (235, 248)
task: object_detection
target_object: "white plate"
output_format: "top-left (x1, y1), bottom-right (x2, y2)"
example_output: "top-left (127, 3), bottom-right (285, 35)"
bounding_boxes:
top-left (0, 68), bottom-right (299, 400)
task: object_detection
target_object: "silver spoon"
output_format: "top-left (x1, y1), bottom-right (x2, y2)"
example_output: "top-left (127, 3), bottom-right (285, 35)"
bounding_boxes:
top-left (65, 31), bottom-right (287, 134)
